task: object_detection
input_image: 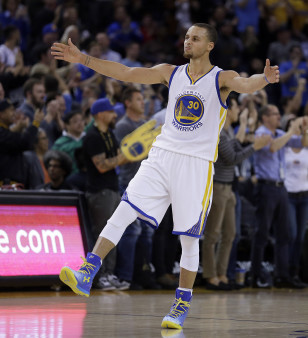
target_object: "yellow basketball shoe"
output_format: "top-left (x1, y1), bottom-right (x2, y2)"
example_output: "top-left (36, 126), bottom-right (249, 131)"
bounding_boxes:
top-left (161, 288), bottom-right (192, 329)
top-left (59, 253), bottom-right (102, 297)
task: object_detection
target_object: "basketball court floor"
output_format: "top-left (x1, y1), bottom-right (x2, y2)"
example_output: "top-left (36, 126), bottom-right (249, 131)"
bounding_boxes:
top-left (1, 287), bottom-right (307, 337)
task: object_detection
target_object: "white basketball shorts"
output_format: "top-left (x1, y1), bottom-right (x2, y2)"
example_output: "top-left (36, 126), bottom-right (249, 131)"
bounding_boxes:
top-left (121, 147), bottom-right (214, 238)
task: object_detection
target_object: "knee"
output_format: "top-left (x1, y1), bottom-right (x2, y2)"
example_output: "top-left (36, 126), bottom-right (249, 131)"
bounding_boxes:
top-left (180, 236), bottom-right (200, 271)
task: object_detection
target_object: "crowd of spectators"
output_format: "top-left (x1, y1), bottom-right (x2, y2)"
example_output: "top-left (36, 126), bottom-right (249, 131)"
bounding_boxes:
top-left (0, 0), bottom-right (308, 290)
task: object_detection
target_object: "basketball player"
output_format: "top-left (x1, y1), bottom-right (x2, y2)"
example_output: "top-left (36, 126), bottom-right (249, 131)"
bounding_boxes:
top-left (51, 23), bottom-right (279, 330)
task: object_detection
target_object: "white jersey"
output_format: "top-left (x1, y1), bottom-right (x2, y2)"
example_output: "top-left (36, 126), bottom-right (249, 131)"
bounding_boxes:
top-left (153, 64), bottom-right (228, 162)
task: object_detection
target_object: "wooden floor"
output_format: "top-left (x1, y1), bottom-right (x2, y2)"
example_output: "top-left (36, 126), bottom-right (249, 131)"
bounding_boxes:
top-left (1, 287), bottom-right (308, 337)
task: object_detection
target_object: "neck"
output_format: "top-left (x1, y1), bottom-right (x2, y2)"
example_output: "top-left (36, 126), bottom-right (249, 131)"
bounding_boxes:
top-left (67, 130), bottom-right (82, 139)
top-left (95, 120), bottom-right (108, 132)
top-left (126, 110), bottom-right (143, 121)
top-left (51, 178), bottom-right (64, 189)
top-left (189, 57), bottom-right (212, 76)
top-left (5, 41), bottom-right (16, 50)
top-left (263, 122), bottom-right (276, 133)
top-left (26, 99), bottom-right (35, 109)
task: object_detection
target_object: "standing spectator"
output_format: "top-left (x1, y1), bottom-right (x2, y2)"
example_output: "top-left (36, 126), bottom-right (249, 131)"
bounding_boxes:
top-left (267, 26), bottom-right (298, 65)
top-left (251, 104), bottom-right (308, 289)
top-left (0, 25), bottom-right (29, 95)
top-left (24, 128), bottom-right (50, 189)
top-left (107, 6), bottom-right (143, 55)
top-left (0, 98), bottom-right (44, 188)
top-left (52, 110), bottom-right (86, 174)
top-left (114, 87), bottom-right (158, 289)
top-left (211, 20), bottom-right (243, 71)
top-left (0, 0), bottom-right (30, 53)
top-left (202, 96), bottom-right (270, 290)
top-left (96, 32), bottom-right (122, 63)
top-left (42, 23), bottom-right (59, 47)
top-left (280, 45), bottom-right (308, 112)
top-left (234, 0), bottom-right (260, 35)
top-left (18, 78), bottom-right (45, 122)
top-left (284, 117), bottom-right (308, 286)
top-left (83, 98), bottom-right (128, 290)
top-left (36, 149), bottom-right (73, 190)
top-left (121, 42), bottom-right (142, 68)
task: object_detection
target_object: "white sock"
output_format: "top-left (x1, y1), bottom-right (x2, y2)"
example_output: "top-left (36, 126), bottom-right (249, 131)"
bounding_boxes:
top-left (178, 287), bottom-right (193, 295)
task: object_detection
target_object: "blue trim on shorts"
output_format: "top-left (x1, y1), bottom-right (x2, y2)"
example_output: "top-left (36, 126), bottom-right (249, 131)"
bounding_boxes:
top-left (137, 217), bottom-right (157, 230)
top-left (121, 191), bottom-right (159, 229)
top-left (173, 206), bottom-right (210, 238)
top-left (172, 230), bottom-right (201, 238)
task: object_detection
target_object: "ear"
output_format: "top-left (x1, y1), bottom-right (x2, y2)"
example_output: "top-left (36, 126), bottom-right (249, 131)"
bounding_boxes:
top-left (208, 42), bottom-right (214, 51)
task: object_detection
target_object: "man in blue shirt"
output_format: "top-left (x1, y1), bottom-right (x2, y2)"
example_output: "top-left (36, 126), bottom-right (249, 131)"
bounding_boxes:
top-left (251, 104), bottom-right (308, 288)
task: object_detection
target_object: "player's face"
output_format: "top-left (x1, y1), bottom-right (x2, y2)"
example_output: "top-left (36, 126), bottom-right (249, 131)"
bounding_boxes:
top-left (183, 26), bottom-right (213, 59)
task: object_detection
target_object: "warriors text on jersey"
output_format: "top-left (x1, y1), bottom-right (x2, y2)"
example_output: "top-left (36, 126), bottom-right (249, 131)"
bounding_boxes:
top-left (153, 64), bottom-right (228, 162)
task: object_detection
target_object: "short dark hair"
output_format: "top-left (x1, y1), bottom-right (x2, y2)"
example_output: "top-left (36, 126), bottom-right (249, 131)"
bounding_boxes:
top-left (43, 150), bottom-right (72, 177)
top-left (192, 23), bottom-right (218, 44)
top-left (122, 87), bottom-right (141, 105)
top-left (23, 78), bottom-right (43, 97)
top-left (258, 105), bottom-right (272, 122)
top-left (62, 110), bottom-right (82, 124)
top-left (3, 25), bottom-right (19, 41)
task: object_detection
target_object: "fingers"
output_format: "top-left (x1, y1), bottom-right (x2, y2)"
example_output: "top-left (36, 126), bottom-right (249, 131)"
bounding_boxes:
top-left (50, 51), bottom-right (64, 60)
top-left (68, 38), bottom-right (74, 47)
top-left (51, 43), bottom-right (65, 50)
top-left (266, 58), bottom-right (270, 67)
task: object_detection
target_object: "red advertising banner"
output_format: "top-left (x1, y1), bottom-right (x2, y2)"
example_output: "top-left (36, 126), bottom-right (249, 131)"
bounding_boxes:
top-left (0, 303), bottom-right (87, 337)
top-left (0, 205), bottom-right (86, 276)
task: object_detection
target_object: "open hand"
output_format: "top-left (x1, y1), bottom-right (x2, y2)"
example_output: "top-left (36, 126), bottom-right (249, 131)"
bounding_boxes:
top-left (264, 59), bottom-right (280, 83)
top-left (51, 38), bottom-right (83, 64)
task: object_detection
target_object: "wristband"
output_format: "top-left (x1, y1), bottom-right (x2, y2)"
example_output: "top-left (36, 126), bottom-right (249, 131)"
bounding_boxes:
top-left (264, 75), bottom-right (270, 84)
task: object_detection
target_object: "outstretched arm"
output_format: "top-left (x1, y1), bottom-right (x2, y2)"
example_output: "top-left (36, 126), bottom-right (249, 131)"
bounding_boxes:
top-left (220, 59), bottom-right (280, 96)
top-left (51, 38), bottom-right (174, 85)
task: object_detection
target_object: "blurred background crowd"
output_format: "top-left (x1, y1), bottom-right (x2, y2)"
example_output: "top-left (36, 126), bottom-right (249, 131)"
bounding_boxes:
top-left (0, 0), bottom-right (308, 292)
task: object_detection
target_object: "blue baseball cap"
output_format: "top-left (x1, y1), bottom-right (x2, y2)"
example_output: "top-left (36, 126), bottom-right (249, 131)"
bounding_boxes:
top-left (91, 98), bottom-right (114, 115)
top-left (42, 23), bottom-right (58, 36)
